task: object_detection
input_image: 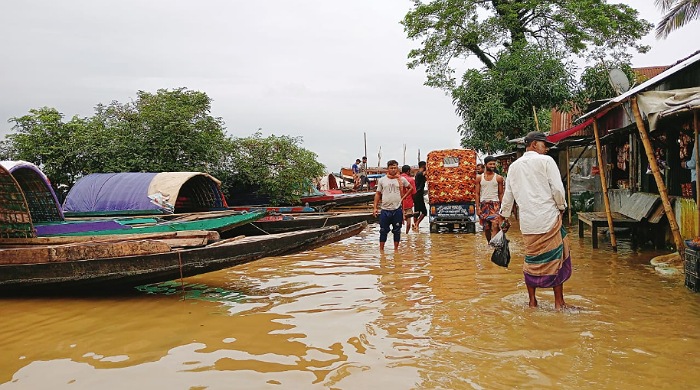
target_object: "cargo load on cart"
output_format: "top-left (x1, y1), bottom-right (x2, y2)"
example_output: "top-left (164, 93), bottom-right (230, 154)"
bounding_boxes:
top-left (425, 148), bottom-right (478, 233)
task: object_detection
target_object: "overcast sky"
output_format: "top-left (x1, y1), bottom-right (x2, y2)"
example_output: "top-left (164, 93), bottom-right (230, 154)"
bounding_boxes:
top-left (1, 1), bottom-right (698, 172)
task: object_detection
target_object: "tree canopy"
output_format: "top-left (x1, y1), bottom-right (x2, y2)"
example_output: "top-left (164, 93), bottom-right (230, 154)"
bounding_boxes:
top-left (213, 132), bottom-right (325, 205)
top-left (1, 89), bottom-right (325, 204)
top-left (402, 0), bottom-right (653, 151)
top-left (655, 0), bottom-right (700, 38)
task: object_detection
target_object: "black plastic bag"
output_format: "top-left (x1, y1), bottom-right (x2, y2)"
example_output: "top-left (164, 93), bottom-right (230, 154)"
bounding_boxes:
top-left (489, 231), bottom-right (511, 268)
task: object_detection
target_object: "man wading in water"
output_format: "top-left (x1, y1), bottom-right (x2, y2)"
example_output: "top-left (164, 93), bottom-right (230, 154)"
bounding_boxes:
top-left (373, 160), bottom-right (412, 251)
top-left (475, 155), bottom-right (504, 242)
top-left (497, 132), bottom-right (573, 310)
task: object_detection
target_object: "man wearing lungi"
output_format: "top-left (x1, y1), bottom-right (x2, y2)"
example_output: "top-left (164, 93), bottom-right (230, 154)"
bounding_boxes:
top-left (475, 155), bottom-right (504, 242)
top-left (497, 131), bottom-right (572, 310)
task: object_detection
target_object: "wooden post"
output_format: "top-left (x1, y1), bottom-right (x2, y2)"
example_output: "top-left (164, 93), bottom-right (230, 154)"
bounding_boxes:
top-left (532, 106), bottom-right (540, 132)
top-left (566, 145), bottom-right (572, 226)
top-left (631, 97), bottom-right (684, 254)
top-left (695, 111), bottom-right (699, 234)
top-left (593, 119), bottom-right (617, 250)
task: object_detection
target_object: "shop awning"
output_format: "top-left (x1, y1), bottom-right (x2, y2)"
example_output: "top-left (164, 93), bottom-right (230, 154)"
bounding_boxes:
top-left (637, 87), bottom-right (700, 131)
top-left (546, 117), bottom-right (595, 143)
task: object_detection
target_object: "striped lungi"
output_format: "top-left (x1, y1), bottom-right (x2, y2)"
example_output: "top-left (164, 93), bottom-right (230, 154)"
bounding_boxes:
top-left (522, 216), bottom-right (572, 288)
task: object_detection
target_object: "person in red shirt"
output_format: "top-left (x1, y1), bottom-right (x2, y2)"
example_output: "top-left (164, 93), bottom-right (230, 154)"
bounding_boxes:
top-left (400, 165), bottom-right (417, 234)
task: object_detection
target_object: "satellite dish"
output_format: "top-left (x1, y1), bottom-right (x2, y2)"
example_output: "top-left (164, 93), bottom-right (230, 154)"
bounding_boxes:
top-left (608, 69), bottom-right (630, 94)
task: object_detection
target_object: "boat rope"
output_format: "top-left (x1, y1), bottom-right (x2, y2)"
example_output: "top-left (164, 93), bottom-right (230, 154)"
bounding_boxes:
top-left (251, 224), bottom-right (271, 235)
top-left (322, 217), bottom-right (329, 228)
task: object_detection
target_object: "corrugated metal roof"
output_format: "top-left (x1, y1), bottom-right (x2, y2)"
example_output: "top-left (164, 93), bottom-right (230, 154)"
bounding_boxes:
top-left (578, 50), bottom-right (700, 122)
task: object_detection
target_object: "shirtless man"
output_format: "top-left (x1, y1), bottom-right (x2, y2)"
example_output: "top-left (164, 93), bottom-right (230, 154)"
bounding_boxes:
top-left (475, 156), bottom-right (504, 242)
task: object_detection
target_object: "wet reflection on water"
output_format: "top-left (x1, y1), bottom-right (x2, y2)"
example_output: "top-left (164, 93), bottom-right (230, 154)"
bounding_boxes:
top-left (1, 221), bottom-right (699, 389)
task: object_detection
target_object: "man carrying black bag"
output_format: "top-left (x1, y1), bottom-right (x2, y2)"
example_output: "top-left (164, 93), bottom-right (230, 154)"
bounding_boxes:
top-left (496, 132), bottom-right (572, 311)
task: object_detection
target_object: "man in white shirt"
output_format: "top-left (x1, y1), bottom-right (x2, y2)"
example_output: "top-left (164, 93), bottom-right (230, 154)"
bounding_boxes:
top-left (497, 132), bottom-right (572, 310)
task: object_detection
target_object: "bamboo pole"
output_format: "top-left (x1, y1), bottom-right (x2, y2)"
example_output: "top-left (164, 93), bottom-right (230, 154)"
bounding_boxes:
top-left (593, 119), bottom-right (617, 250)
top-left (631, 97), bottom-right (684, 254)
top-left (566, 145), bottom-right (572, 226)
top-left (532, 106), bottom-right (540, 132)
top-left (695, 111), bottom-right (699, 234)
top-left (364, 132), bottom-right (367, 158)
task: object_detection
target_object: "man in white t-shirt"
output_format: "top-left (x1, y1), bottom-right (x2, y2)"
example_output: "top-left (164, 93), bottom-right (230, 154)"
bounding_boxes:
top-left (373, 160), bottom-right (412, 251)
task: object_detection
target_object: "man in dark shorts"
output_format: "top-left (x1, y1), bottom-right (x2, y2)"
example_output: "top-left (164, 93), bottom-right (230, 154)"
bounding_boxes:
top-left (412, 161), bottom-right (427, 231)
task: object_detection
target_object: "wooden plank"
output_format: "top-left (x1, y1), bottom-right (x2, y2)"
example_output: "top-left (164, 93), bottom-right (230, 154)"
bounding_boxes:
top-left (578, 211), bottom-right (637, 224)
top-left (0, 230), bottom-right (219, 246)
top-left (207, 235), bottom-right (246, 247)
top-left (152, 236), bottom-right (209, 248)
top-left (648, 199), bottom-right (668, 224)
top-left (0, 240), bottom-right (172, 265)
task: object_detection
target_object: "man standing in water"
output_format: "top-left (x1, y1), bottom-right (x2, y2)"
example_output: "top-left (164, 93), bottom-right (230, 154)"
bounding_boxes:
top-left (412, 161), bottom-right (427, 231)
top-left (359, 156), bottom-right (369, 190)
top-left (475, 156), bottom-right (504, 242)
top-left (373, 160), bottom-right (412, 251)
top-left (400, 165), bottom-right (417, 234)
top-left (497, 132), bottom-right (571, 310)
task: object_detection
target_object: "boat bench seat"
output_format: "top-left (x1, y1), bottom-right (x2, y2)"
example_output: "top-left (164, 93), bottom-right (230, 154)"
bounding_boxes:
top-left (577, 192), bottom-right (663, 249)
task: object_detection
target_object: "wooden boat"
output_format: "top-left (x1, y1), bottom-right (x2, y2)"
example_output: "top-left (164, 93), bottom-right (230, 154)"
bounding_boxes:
top-left (35, 210), bottom-right (266, 237)
top-left (222, 212), bottom-right (377, 237)
top-left (300, 192), bottom-right (375, 207)
top-left (0, 222), bottom-right (367, 293)
top-left (229, 206), bottom-right (317, 213)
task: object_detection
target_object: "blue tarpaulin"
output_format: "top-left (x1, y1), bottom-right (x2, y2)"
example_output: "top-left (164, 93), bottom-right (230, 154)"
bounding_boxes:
top-left (63, 172), bottom-right (228, 214)
top-left (63, 173), bottom-right (159, 213)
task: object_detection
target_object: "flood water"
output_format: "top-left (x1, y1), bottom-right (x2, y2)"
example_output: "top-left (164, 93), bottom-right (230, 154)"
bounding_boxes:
top-left (1, 221), bottom-right (699, 389)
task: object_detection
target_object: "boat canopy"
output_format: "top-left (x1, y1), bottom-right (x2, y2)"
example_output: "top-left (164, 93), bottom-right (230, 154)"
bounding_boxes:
top-left (63, 172), bottom-right (228, 214)
top-left (0, 163), bottom-right (35, 238)
top-left (0, 160), bottom-right (63, 223)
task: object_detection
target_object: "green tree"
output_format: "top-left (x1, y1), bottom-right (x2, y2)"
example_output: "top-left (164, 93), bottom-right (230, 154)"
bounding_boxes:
top-left (214, 132), bottom-right (325, 205)
top-left (87, 88), bottom-right (229, 173)
top-left (5, 90), bottom-right (327, 206)
top-left (575, 62), bottom-right (637, 106)
top-left (5, 107), bottom-right (86, 194)
top-left (453, 44), bottom-right (573, 152)
top-left (5, 89), bottom-right (230, 197)
top-left (656, 0), bottom-right (700, 38)
top-left (402, 0), bottom-right (652, 149)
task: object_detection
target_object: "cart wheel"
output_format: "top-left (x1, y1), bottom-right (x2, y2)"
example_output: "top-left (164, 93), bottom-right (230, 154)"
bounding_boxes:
top-left (430, 223), bottom-right (437, 233)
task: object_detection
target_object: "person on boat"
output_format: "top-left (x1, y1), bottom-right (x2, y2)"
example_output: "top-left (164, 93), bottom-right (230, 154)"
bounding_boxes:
top-left (475, 156), bottom-right (504, 242)
top-left (352, 159), bottom-right (361, 190)
top-left (373, 160), bottom-right (412, 251)
top-left (400, 165), bottom-right (417, 234)
top-left (412, 161), bottom-right (427, 231)
top-left (359, 156), bottom-right (369, 190)
top-left (497, 131), bottom-right (572, 310)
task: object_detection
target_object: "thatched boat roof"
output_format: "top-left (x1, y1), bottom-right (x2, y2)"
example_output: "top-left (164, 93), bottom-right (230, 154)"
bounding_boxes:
top-left (0, 164), bottom-right (35, 238)
top-left (0, 160), bottom-right (63, 223)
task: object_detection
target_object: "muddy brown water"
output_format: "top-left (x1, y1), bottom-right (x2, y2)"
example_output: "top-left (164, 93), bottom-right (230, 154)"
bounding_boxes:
top-left (1, 221), bottom-right (698, 389)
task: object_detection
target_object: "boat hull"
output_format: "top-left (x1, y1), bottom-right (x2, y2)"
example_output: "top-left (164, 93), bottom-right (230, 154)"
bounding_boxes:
top-left (222, 212), bottom-right (377, 237)
top-left (0, 222), bottom-right (367, 293)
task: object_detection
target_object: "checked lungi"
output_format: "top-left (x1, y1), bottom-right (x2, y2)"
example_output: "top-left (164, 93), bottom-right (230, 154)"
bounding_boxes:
top-left (521, 216), bottom-right (572, 288)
